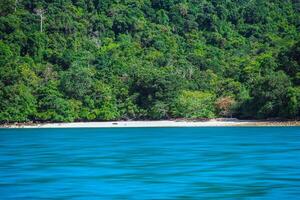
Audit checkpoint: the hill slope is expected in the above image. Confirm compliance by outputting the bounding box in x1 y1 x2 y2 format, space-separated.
0 0 299 122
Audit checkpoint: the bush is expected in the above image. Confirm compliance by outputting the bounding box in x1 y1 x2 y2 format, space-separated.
215 96 236 117
172 90 216 119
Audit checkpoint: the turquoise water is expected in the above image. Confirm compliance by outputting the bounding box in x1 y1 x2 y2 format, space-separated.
0 127 300 199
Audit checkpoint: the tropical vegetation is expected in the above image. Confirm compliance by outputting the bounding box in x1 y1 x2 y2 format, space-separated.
0 0 299 122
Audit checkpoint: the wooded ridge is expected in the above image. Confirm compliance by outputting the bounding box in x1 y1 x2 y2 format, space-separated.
0 0 299 122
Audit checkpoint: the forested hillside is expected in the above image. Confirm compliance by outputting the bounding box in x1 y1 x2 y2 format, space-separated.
0 0 299 122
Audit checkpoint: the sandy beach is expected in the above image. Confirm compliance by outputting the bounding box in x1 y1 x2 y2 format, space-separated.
1 119 300 128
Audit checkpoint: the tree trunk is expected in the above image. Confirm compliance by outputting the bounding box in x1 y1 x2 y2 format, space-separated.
40 15 43 32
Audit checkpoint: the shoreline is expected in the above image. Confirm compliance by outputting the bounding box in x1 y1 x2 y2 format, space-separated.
1 119 300 128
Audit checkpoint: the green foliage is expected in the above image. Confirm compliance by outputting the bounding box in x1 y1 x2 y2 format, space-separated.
60 65 94 100
35 81 79 122
149 101 169 119
91 81 120 121
0 0 299 122
172 91 216 119
242 71 292 118
286 87 300 117
0 84 36 122
132 66 183 118
278 41 300 84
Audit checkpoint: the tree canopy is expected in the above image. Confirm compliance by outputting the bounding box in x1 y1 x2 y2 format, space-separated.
0 0 299 122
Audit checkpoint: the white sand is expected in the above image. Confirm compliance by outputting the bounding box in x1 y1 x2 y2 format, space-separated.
2 119 299 128
2 119 258 128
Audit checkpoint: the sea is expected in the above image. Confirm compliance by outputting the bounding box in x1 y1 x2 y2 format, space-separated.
0 127 300 199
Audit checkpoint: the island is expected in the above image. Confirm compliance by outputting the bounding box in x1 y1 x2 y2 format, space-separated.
0 1 299 125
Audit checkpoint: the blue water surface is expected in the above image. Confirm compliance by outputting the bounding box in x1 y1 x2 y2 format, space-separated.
0 127 300 199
